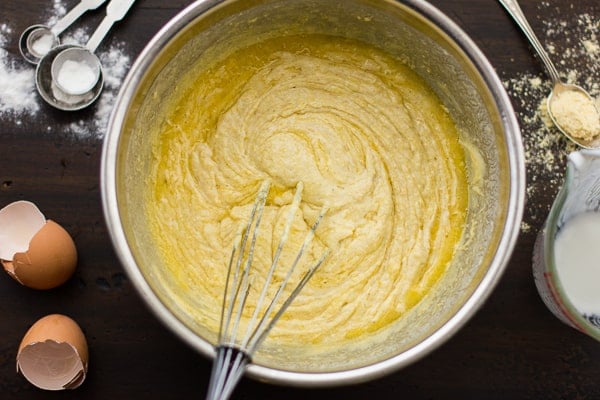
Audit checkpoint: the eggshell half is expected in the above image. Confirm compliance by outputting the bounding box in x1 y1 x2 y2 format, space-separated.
5 220 77 290
17 314 88 391
0 201 46 261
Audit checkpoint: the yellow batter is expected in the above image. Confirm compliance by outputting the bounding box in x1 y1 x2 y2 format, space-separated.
146 34 468 346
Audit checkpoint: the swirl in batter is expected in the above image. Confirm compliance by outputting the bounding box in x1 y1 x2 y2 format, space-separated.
146 35 468 346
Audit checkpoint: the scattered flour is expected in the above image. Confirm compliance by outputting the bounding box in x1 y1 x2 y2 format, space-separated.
0 1 131 140
0 24 39 116
502 7 599 233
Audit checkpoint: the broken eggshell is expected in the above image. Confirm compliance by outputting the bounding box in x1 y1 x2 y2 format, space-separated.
0 201 77 289
17 314 89 391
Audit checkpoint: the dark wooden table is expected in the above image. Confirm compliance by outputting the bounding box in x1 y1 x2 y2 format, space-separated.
2 0 599 398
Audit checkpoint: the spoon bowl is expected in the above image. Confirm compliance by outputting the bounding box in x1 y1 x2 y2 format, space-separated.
548 82 600 149
51 47 102 96
35 44 104 111
19 25 60 64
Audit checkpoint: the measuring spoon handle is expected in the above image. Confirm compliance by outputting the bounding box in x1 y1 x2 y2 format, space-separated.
497 0 561 84
51 0 108 36
86 0 136 53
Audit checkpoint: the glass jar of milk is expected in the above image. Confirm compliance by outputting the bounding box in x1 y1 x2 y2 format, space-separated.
533 149 600 339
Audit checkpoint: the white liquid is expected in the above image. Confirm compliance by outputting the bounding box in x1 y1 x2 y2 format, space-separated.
554 212 600 315
56 60 97 95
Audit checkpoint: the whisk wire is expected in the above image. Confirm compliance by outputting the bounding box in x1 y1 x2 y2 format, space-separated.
206 180 328 400
217 237 239 343
222 180 270 345
239 181 304 348
209 181 271 400
247 206 327 353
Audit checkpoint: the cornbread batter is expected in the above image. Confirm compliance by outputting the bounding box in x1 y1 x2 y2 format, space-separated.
146 34 468 346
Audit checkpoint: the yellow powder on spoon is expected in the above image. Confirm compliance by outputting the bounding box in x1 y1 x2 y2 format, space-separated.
550 89 600 141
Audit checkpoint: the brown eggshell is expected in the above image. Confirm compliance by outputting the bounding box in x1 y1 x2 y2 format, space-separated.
2 259 21 283
10 220 77 290
17 314 89 390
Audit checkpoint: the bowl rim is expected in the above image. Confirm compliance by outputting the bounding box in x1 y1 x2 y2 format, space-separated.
100 0 525 387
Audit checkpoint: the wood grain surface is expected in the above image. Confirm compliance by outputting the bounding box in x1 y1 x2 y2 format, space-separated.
1 0 599 398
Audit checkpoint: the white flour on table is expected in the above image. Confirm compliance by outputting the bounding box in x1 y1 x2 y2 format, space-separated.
0 0 131 140
501 5 599 233
0 24 39 117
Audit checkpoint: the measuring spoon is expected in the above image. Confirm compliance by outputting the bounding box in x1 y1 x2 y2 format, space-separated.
19 0 108 64
35 0 136 111
499 0 600 148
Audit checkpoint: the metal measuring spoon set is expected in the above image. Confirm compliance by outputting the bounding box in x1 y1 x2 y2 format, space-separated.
20 0 135 111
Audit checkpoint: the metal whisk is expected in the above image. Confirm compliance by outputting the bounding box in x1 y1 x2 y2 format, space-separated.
205 180 328 400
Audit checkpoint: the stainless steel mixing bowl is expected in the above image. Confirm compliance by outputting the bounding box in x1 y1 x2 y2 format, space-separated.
101 0 525 387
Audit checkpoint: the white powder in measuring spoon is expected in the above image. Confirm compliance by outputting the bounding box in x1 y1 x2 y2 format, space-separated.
554 212 600 317
56 59 99 95
30 31 55 57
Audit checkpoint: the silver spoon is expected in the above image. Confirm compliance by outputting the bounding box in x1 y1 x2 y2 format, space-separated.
19 0 108 64
499 0 600 148
35 0 136 111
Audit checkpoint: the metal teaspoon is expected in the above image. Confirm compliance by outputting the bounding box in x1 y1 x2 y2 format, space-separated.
499 0 600 148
